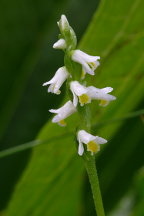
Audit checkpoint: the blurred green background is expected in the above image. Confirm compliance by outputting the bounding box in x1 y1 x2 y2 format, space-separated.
0 0 144 215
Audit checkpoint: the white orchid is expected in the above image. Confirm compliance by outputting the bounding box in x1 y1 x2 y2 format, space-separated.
77 130 107 156
49 100 76 126
70 81 116 107
53 38 67 50
43 66 69 95
70 81 91 107
71 49 100 79
87 86 116 107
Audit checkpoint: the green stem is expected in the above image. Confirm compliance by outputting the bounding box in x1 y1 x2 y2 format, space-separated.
84 155 105 216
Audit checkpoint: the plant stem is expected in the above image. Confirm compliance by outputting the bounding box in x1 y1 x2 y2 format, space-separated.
84 155 105 216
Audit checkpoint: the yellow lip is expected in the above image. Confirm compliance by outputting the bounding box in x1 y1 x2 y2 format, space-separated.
87 141 99 153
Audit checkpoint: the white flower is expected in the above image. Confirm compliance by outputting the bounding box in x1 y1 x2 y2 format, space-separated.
57 15 70 32
87 86 116 107
49 100 76 126
70 81 91 107
70 81 116 107
43 66 69 95
77 130 107 156
71 49 100 79
53 38 66 50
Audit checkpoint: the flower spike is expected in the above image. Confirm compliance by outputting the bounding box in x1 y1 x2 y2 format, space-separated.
71 49 100 79
42 14 117 214
43 66 69 95
49 100 76 126
77 130 107 156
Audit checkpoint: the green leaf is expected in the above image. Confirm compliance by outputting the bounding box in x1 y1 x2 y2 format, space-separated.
6 116 84 216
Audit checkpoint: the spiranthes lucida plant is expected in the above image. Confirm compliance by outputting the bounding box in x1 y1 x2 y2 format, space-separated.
43 14 116 216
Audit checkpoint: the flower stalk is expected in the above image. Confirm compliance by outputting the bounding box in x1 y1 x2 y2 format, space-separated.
84 155 105 216
43 14 116 216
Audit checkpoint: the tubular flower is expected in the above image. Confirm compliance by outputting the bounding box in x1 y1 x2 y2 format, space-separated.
87 86 116 107
70 81 91 107
53 39 67 50
77 130 107 156
71 49 100 79
43 66 69 95
49 100 76 126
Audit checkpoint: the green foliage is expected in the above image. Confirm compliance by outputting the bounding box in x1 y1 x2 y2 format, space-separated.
2 0 144 215
130 168 144 216
6 118 84 216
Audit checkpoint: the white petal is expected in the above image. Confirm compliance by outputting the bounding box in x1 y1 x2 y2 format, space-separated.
100 94 116 101
53 39 66 49
49 109 59 114
54 68 68 92
101 87 113 94
78 140 84 156
87 86 99 92
73 50 100 62
52 115 60 123
49 100 76 125
59 14 70 31
42 80 52 86
88 86 113 94
95 136 107 144
61 101 76 118
48 84 54 93
43 76 56 86
87 86 116 102
72 89 78 107
82 63 95 75
61 15 69 27
70 81 87 96
78 130 96 144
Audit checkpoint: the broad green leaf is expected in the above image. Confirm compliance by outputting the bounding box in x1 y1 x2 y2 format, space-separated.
6 116 84 216
5 0 144 215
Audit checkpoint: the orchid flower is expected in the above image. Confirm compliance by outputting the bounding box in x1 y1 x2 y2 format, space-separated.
49 100 76 126
71 49 100 79
77 130 107 156
43 66 69 95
